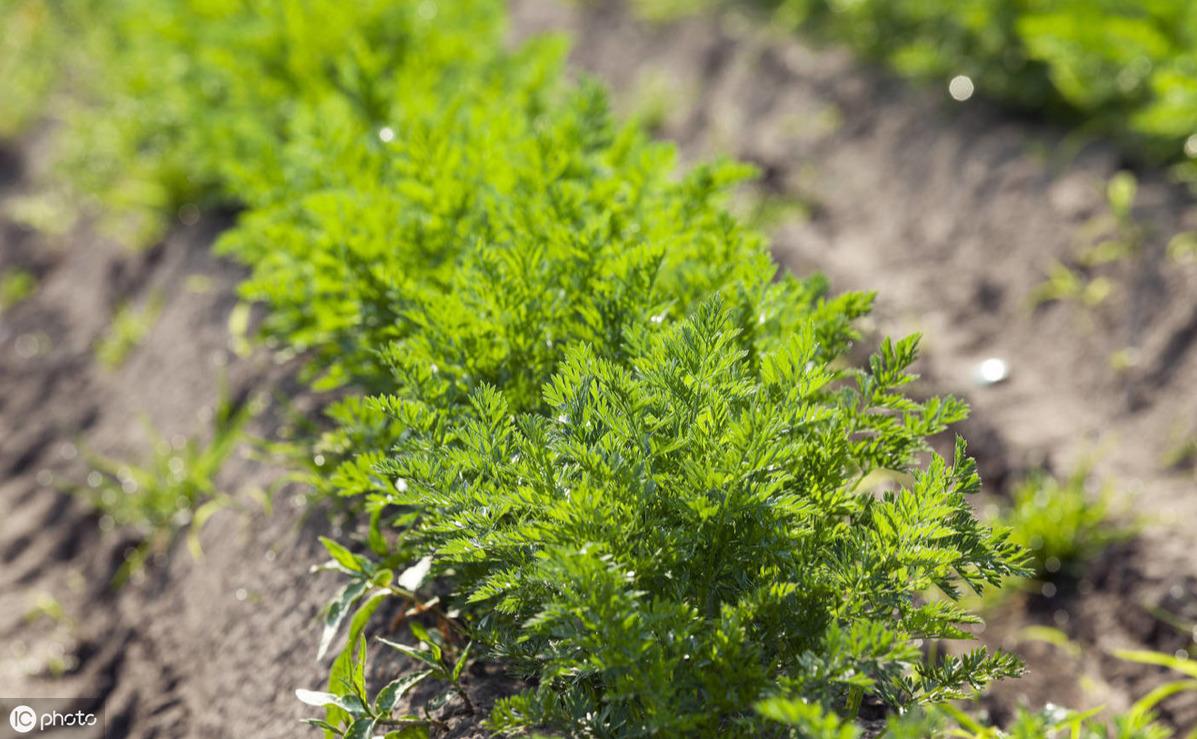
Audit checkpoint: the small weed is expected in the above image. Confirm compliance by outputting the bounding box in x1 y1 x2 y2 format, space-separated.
1030 172 1144 311
80 383 258 585
95 291 163 369
1164 437 1197 472
994 464 1134 582
1017 624 1082 658
1077 172 1145 268
0 0 71 137
1168 231 1197 264
1108 346 1143 374
23 592 70 628
2 189 78 237
298 602 475 738
1028 262 1113 309
0 268 36 311
927 701 1161 739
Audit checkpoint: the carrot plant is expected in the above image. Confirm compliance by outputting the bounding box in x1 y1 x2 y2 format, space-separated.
0 0 79 138
8 0 1031 733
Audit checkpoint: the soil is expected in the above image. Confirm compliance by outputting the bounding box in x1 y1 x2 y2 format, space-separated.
2 0 1197 735
0 150 505 735
0 150 335 736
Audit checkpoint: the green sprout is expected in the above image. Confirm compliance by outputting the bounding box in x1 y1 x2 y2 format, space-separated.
0 269 37 311
297 620 475 739
80 383 258 585
996 465 1135 582
95 292 163 369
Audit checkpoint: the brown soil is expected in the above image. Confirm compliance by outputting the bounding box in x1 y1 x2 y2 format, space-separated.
2 0 1197 735
0 148 334 736
0 149 506 736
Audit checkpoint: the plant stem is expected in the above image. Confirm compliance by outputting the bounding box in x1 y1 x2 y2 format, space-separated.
846 686 864 718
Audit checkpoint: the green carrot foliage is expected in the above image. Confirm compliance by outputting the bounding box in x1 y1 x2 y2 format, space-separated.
3 0 1030 733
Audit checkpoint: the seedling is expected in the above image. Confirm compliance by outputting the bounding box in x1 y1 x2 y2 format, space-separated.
1030 172 1146 311
994 464 1134 582
1075 172 1145 268
23 592 69 627
0 268 36 311
380 627 474 715
297 634 442 739
79 383 258 585
300 591 474 739
1168 231 1197 264
3 189 78 237
95 291 163 369
1028 263 1112 309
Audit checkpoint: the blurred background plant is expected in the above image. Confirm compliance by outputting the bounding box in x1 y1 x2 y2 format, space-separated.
0 268 37 312
631 0 1197 182
992 463 1135 584
79 382 260 585
95 291 163 370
